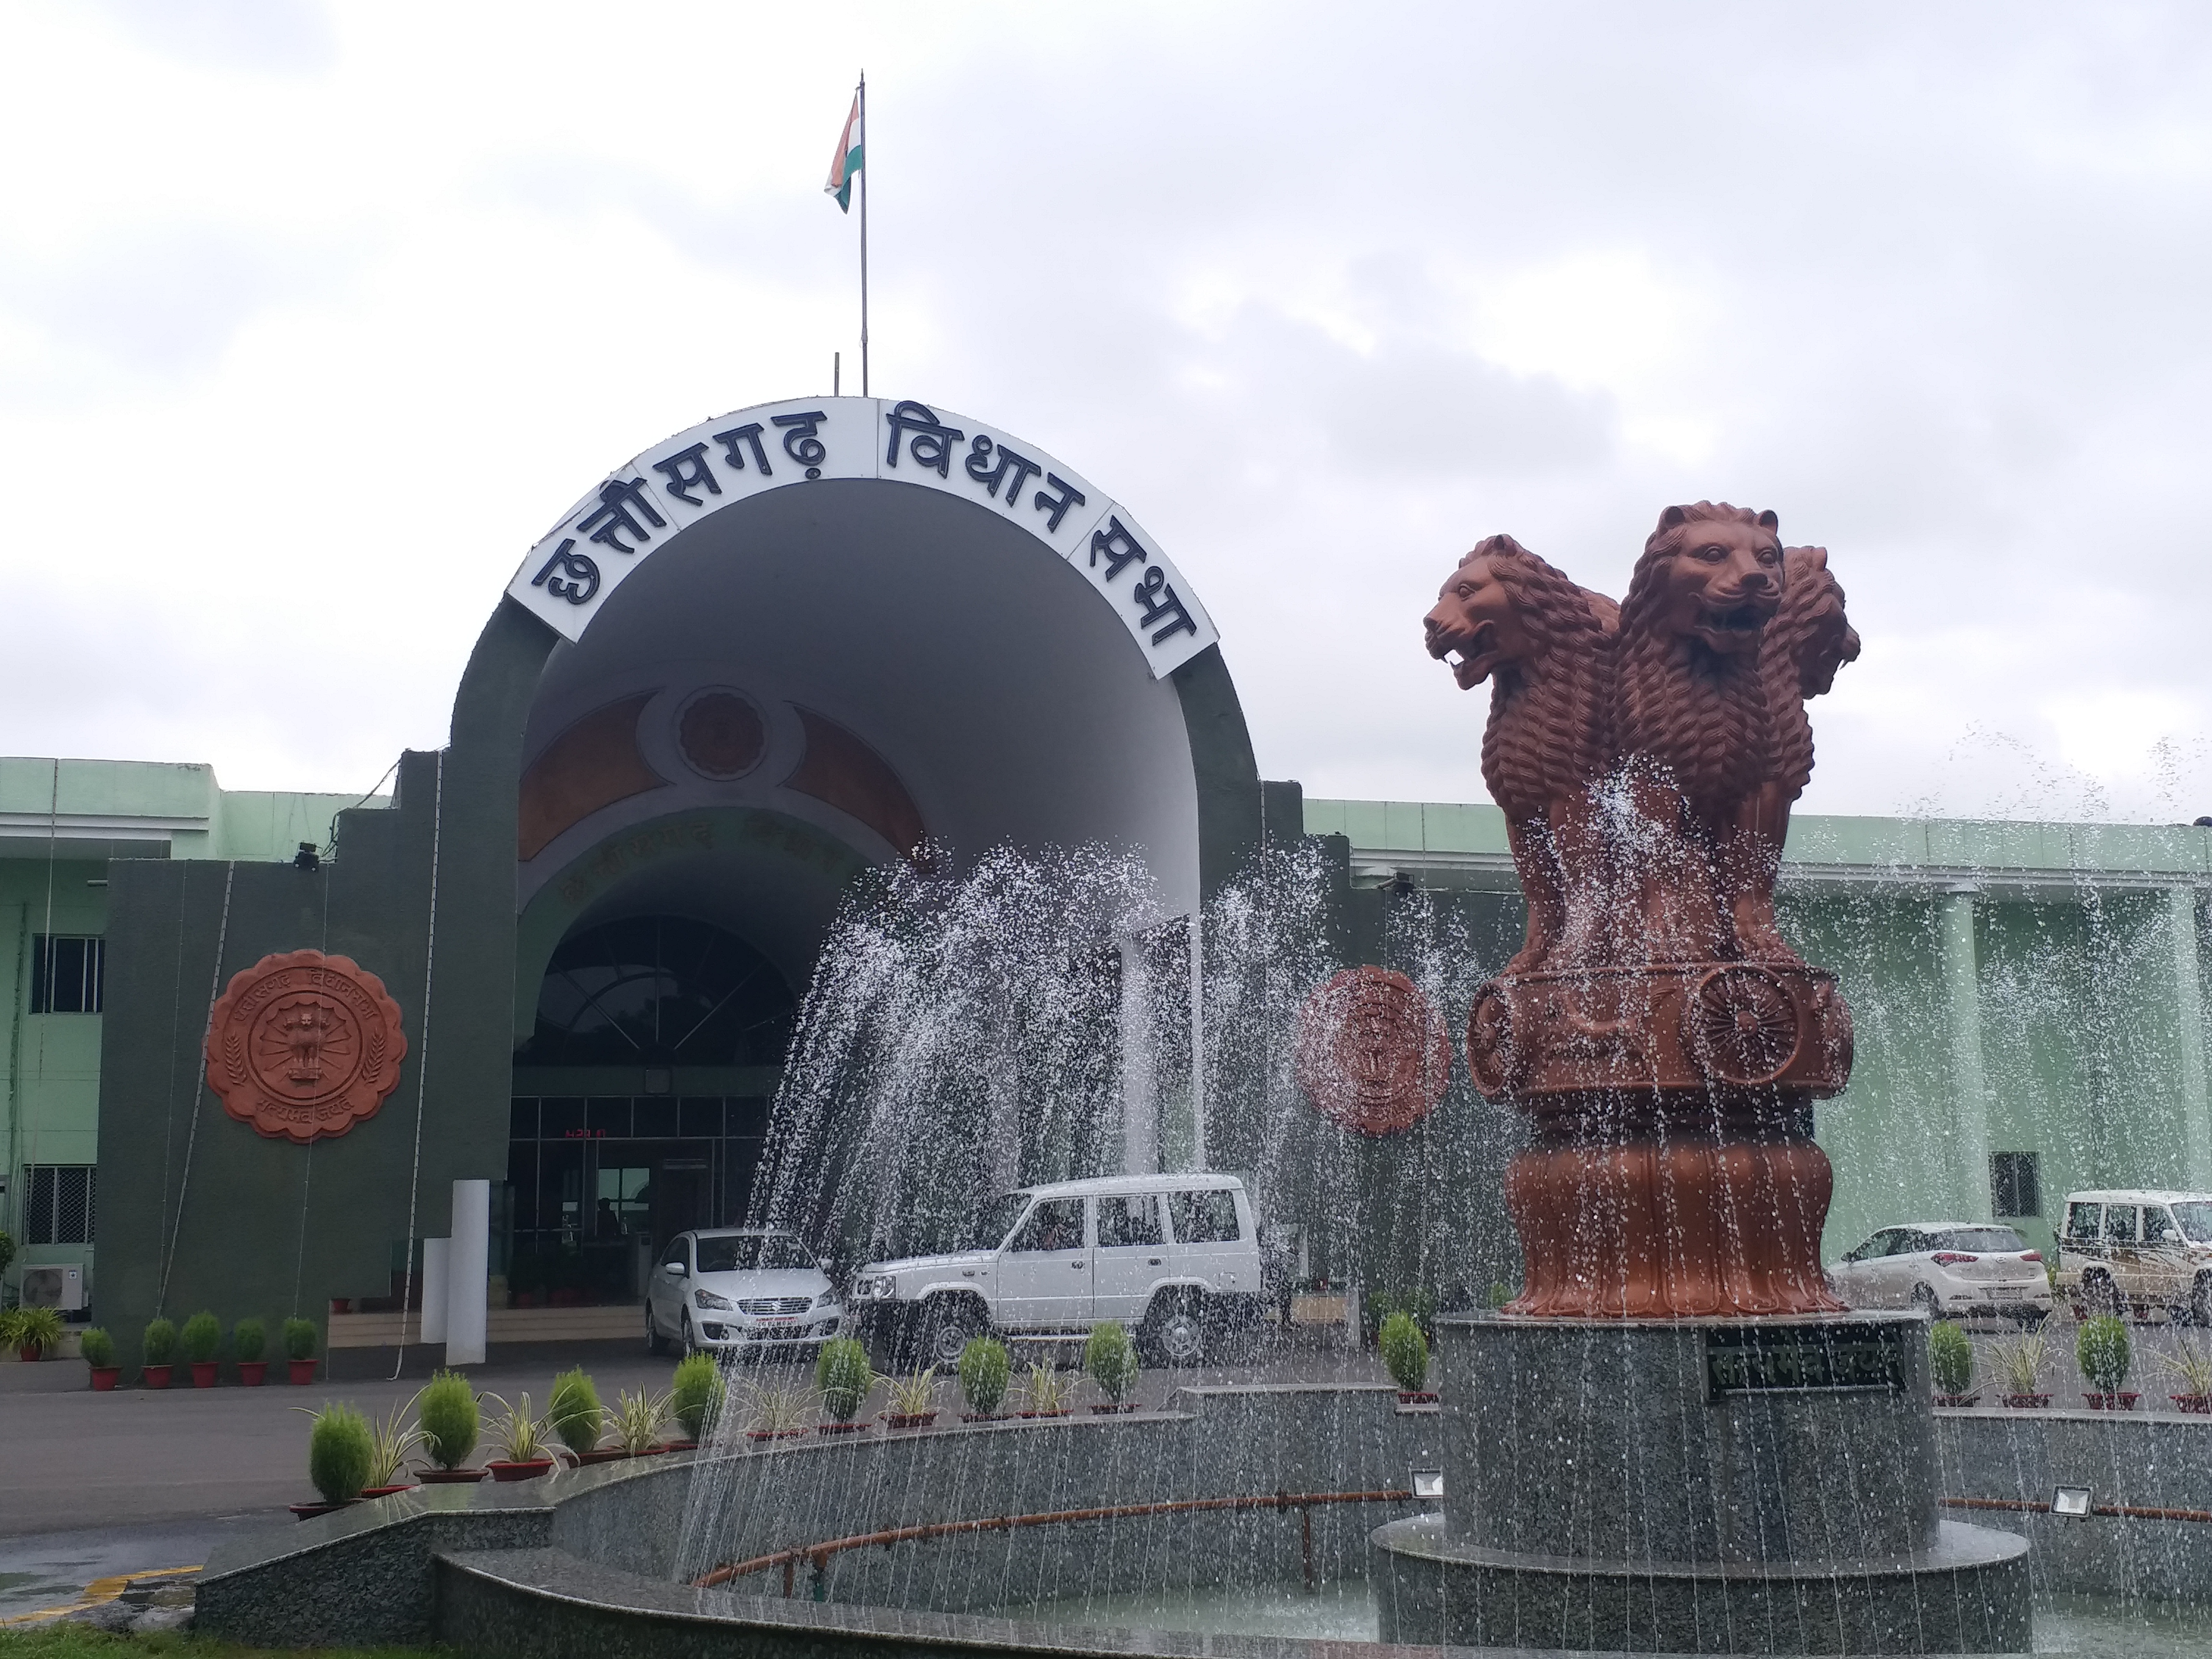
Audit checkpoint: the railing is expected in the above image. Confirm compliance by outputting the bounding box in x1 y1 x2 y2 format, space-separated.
695 1488 1418 1599
1942 1495 2212 1524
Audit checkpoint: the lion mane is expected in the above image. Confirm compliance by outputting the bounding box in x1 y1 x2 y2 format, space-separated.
1463 534 1616 822
1760 545 1860 803
1615 502 1779 829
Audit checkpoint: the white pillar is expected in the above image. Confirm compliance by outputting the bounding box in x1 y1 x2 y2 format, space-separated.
445 1180 490 1365
1120 936 1157 1176
1188 911 1207 1172
2169 886 2212 1188
420 1238 450 1346
1938 886 1993 1221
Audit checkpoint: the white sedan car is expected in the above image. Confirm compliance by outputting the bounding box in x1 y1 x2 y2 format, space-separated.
646 1227 843 1358
1826 1222 2052 1323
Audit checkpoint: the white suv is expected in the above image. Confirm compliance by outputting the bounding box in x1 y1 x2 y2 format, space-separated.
850 1173 1265 1370
2055 1190 2212 1321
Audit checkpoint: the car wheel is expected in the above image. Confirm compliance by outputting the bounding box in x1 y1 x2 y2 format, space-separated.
681 1313 699 1358
1142 1293 1205 1367
919 1298 983 1370
2192 1274 2212 1328
1910 1283 1939 1316
2017 1308 2048 1330
2082 1271 2119 1318
646 1303 669 1357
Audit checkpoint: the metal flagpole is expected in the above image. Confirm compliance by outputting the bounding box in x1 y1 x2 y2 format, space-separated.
858 72 869 397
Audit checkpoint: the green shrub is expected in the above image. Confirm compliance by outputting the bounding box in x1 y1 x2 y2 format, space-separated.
815 1337 873 1422
282 1317 319 1362
307 1402 373 1503
5 1305 63 1356
1381 1310 1431 1394
418 1370 481 1469
1365 1287 1439 1344
2078 1315 2132 1393
232 1318 266 1363
671 1352 724 1441
1084 1321 1139 1403
179 1311 222 1364
958 1336 1010 1416
1928 1322 1974 1395
142 1317 177 1366
1484 1282 1515 1309
79 1326 116 1369
547 1367 604 1454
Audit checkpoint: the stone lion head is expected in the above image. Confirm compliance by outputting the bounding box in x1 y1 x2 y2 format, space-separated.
1622 502 1784 659
1424 534 1604 689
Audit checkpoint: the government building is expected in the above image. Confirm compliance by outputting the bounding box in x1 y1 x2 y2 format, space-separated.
3 396 2208 1361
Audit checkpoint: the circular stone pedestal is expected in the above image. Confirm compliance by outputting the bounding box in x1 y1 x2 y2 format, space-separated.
1370 1312 2029 1655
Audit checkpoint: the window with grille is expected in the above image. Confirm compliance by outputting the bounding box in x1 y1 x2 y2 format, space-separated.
1990 1151 2041 1219
30 936 104 1014
22 1165 96 1245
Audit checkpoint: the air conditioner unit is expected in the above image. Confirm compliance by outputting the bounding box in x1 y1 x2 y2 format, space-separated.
20 1265 85 1312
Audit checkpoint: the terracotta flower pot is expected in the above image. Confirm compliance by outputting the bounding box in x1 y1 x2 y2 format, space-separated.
142 1364 172 1389
361 1483 413 1499
488 1458 555 1482
288 1358 319 1385
815 1420 867 1436
237 1361 268 1386
958 1412 1004 1424
89 1366 121 1392
416 1467 488 1484
744 1429 806 1443
662 1438 698 1451
190 1360 219 1388
2002 1393 2051 1409
2175 1395 2212 1415
1397 1391 1440 1406
884 1412 938 1430
2083 1392 2140 1411
1932 1393 1980 1408
17 1345 40 1363
290 1500 354 1521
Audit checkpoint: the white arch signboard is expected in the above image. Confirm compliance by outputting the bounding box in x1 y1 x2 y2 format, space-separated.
505 396 1218 681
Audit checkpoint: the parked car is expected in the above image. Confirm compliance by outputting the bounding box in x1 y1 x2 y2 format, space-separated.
850 1173 1266 1370
646 1228 843 1358
2053 1190 2212 1322
1825 1222 2051 1322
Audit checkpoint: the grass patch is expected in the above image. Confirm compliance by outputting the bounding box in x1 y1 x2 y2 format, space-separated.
0 1630 461 1659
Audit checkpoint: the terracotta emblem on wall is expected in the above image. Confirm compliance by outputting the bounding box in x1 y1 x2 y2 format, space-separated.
204 950 408 1144
1294 966 1452 1137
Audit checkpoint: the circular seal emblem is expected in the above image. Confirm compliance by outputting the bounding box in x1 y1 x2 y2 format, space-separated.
1294 966 1451 1137
204 950 409 1143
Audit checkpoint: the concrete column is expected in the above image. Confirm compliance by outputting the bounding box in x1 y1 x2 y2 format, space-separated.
1189 912 1207 1172
419 1237 450 1346
1938 887 1993 1221
445 1180 489 1365
1119 937 1157 1176
2169 886 2212 1189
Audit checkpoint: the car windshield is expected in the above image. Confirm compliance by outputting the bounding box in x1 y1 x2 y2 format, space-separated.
696 1234 816 1274
2174 1202 2212 1243
964 1192 1033 1252
1925 1227 2028 1253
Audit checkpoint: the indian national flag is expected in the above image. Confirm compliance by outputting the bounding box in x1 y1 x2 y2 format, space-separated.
825 91 863 213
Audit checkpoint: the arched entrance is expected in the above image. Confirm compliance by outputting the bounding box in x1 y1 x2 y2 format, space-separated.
498 396 1263 1280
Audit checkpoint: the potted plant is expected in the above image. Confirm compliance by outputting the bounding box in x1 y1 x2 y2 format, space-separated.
416 1369 486 1481
549 1367 613 1461
362 1395 425 1497
2162 1338 2212 1413
1085 1321 1139 1413
1018 1359 1072 1418
1991 1329 2050 1408
613 1385 670 1454
283 1317 320 1385
80 1326 120 1391
295 1401 373 1519
141 1317 177 1388
484 1392 555 1480
668 1351 723 1448
741 1378 812 1443
2078 1314 2136 1409
815 1337 874 1434
957 1336 1010 1422
233 1318 268 1386
1928 1321 1977 1407
1381 1310 1436 1404
180 1311 223 1388
885 1367 939 1429
5 1305 64 1363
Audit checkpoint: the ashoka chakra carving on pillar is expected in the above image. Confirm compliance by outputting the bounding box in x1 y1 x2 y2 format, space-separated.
1683 964 1801 1086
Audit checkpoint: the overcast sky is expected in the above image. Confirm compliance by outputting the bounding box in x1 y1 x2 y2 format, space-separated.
3 1 2207 824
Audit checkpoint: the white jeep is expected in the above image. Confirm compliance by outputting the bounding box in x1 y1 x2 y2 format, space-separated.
850 1173 1265 1370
